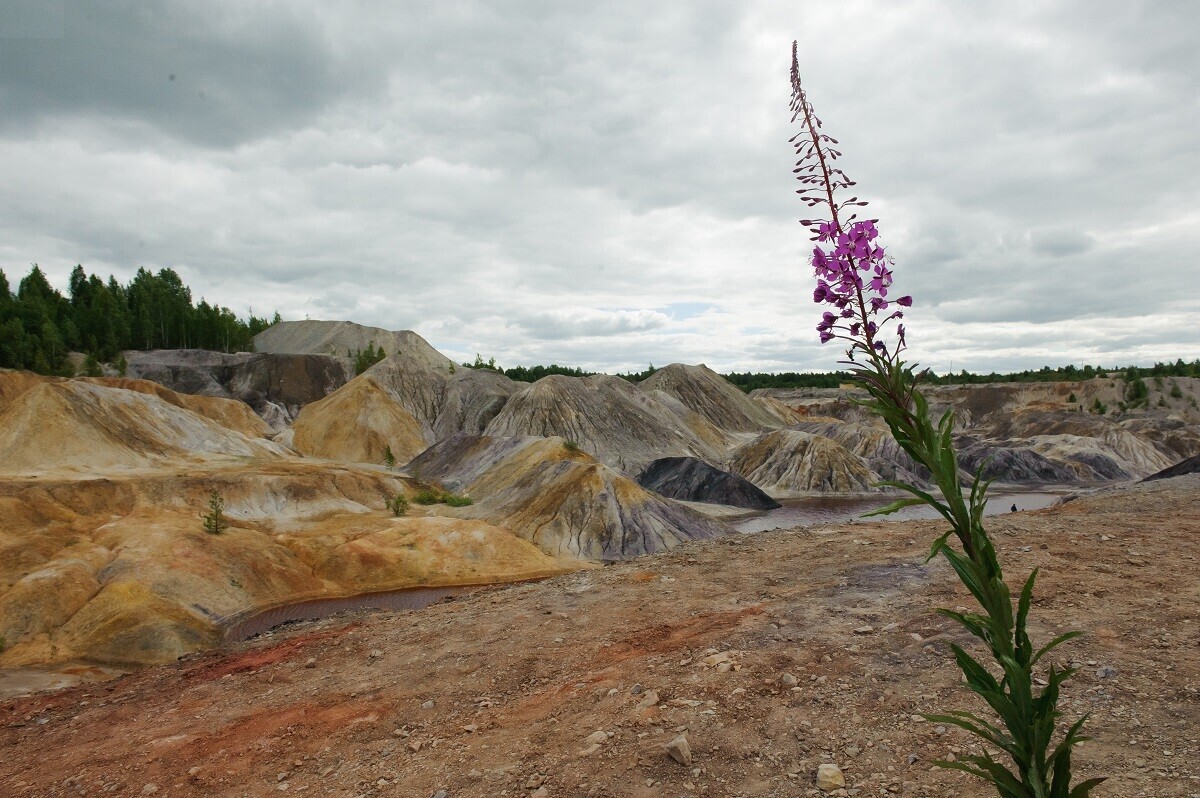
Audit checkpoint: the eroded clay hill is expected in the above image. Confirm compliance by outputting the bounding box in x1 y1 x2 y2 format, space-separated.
123 349 347 430
406 434 729 560
0 370 587 668
0 367 741 670
483 374 730 475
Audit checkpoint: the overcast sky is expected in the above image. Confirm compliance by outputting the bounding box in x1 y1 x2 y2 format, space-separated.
1 0 1196 374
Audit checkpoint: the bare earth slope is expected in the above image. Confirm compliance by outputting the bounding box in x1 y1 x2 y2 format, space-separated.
407 434 730 560
253 320 454 373
485 375 728 474
2 476 1195 797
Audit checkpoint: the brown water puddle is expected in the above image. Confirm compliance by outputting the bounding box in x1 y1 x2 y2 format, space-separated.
223 585 478 641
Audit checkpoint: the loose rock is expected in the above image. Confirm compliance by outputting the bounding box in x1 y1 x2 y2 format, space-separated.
816 763 846 791
665 734 693 765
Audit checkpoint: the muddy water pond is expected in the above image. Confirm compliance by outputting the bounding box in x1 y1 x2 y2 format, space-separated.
735 490 1068 534
224 585 481 642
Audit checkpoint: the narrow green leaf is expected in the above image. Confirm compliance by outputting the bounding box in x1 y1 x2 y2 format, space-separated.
861 496 926 517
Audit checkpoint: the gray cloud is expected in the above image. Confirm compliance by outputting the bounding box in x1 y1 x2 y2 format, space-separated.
0 0 1197 375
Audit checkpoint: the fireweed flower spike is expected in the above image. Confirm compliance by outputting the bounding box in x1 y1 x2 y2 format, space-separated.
789 41 1103 797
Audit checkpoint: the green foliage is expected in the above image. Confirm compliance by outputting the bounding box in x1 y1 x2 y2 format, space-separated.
412 488 443 505
1170 382 1183 399
82 353 103 377
504 363 594 382
383 445 396 469
1066 393 1076 403
448 362 456 374
388 494 409 517
201 490 227 534
618 363 659 383
852 357 1101 797
1123 376 1148 406
1090 398 1107 415
471 353 500 371
0 264 280 374
113 352 127 377
412 488 472 507
351 341 387 375
563 440 581 452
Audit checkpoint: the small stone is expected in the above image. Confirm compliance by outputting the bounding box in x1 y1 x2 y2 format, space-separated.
665 734 693 765
853 625 874 635
368 649 383 659
276 784 289 792
906 753 920 765
780 673 799 687
815 763 846 791
584 730 609 746
461 723 478 733
432 791 449 798
635 690 660 711
703 651 732 667
303 657 316 668
714 661 733 673
844 745 860 758
631 683 644 695
577 743 602 757
187 767 201 777
1096 665 1117 679
530 789 549 798
421 700 435 710
408 739 424 752
141 786 159 796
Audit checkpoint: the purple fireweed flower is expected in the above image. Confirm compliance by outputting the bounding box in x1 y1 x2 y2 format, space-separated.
790 45 910 361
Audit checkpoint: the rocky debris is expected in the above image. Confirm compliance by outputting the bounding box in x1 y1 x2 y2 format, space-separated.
637 456 781 510
1142 453 1200 481
122 349 347 429
728 429 876 495
406 434 730 560
483 374 728 475
641 363 794 432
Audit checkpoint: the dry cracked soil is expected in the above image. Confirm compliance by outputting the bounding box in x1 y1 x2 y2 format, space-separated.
2 475 1197 798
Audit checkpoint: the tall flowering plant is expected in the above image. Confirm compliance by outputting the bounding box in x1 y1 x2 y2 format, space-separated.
789 43 1103 797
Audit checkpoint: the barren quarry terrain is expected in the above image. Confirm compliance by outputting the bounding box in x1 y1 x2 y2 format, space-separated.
2 476 1198 797
1 320 1198 796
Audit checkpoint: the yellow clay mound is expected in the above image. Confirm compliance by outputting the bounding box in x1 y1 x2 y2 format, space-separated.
291 375 428 465
0 380 284 476
0 462 583 667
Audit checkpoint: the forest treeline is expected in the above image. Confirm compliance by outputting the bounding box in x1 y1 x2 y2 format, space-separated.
472 358 1200 391
0 264 277 375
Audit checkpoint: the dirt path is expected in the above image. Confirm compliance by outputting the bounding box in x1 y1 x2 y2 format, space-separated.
3 476 1198 797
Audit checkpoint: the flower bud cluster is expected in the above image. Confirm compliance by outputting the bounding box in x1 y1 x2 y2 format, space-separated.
811 219 911 354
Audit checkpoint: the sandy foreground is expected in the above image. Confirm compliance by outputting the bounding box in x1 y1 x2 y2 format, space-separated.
1 476 1197 798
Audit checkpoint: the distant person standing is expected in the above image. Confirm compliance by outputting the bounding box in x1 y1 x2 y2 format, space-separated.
1011 503 1018 512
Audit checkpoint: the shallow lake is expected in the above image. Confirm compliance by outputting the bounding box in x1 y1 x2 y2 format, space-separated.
734 491 1068 534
